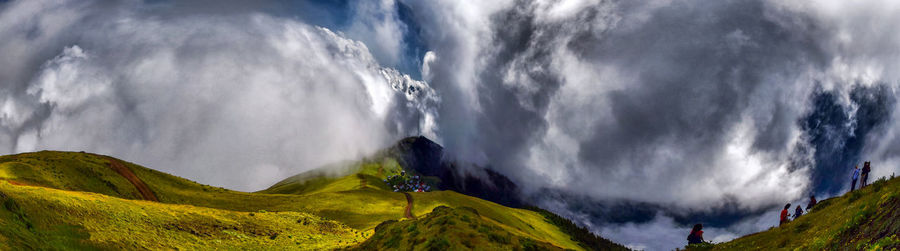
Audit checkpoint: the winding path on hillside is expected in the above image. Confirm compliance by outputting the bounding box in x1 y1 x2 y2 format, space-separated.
107 158 158 201
358 174 368 189
403 192 416 219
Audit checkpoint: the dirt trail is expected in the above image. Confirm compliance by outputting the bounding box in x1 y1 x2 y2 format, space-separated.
6 180 40 187
107 158 158 201
403 192 416 219
358 174 368 189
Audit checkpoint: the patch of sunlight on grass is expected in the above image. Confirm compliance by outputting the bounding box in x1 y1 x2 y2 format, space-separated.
0 164 15 179
0 181 366 250
411 191 584 250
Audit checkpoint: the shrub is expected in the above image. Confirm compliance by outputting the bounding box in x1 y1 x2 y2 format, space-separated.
520 238 540 251
867 235 900 250
848 191 863 203
488 232 511 244
384 235 401 248
685 242 715 250
794 221 811 233
383 174 432 192
425 236 450 251
814 198 834 210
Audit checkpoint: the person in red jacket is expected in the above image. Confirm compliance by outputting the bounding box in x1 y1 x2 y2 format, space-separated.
687 224 704 244
780 203 791 226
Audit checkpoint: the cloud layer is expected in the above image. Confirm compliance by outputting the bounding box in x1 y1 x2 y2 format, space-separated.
0 0 437 191
401 0 900 248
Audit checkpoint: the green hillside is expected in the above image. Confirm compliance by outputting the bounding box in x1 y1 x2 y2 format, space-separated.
353 206 564 250
0 181 364 250
698 176 900 250
260 154 618 250
0 150 626 250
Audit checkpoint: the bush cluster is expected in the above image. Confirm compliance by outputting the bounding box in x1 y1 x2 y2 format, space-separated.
384 173 431 192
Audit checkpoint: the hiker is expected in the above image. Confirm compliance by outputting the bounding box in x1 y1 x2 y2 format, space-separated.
793 205 803 220
851 165 860 192
687 224 704 244
861 161 872 187
780 203 791 226
806 195 817 211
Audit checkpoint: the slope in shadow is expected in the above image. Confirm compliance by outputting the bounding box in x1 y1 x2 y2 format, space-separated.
390 136 525 207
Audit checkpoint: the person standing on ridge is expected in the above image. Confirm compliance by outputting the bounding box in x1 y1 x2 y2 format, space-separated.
687 224 704 244
793 205 804 220
861 161 872 187
780 203 791 226
851 165 861 192
806 195 817 211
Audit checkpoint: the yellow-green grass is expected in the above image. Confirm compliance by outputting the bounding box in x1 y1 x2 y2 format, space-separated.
131 159 411 231
255 157 588 249
261 159 404 195
0 180 364 250
0 152 568 232
0 151 601 250
410 190 584 250
352 206 564 250
0 151 146 200
261 156 587 250
0 151 407 231
264 176 585 249
708 176 900 250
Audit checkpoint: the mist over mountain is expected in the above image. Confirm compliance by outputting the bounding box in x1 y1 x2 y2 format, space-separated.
2 0 900 250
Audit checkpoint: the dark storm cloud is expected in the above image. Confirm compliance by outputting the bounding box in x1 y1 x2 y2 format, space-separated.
551 0 835 211
405 0 824 209
471 1 564 171
800 84 895 195
401 0 900 248
577 0 829 171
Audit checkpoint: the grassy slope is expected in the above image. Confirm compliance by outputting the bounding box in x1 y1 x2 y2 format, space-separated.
0 181 364 250
706 176 900 250
0 151 612 250
0 151 144 200
261 157 594 250
352 206 564 250
0 151 408 231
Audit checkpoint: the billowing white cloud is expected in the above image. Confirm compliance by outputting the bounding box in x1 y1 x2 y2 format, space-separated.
345 0 408 68
0 0 437 191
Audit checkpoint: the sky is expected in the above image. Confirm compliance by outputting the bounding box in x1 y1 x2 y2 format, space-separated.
1 0 899 250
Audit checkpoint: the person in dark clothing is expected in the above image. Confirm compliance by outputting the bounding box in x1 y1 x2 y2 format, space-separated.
806 195 817 211
780 203 791 226
851 165 860 192
861 161 872 187
793 205 804 220
687 224 704 244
